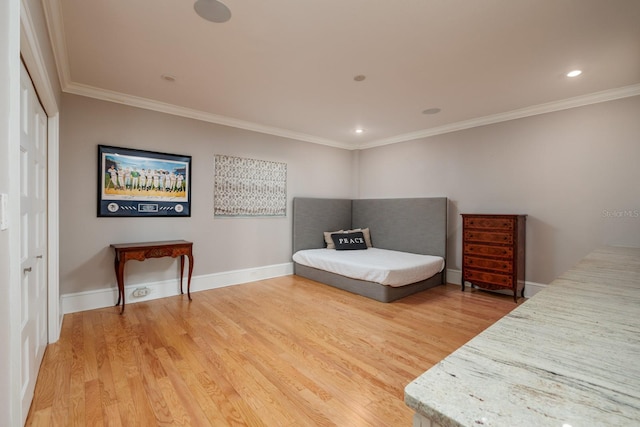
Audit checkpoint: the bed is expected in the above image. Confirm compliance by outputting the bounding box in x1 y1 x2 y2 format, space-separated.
292 197 448 302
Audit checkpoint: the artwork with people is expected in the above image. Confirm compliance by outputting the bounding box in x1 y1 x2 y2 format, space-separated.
98 145 191 217
101 153 189 200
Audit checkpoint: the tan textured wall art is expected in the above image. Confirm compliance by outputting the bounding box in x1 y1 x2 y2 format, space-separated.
214 154 287 217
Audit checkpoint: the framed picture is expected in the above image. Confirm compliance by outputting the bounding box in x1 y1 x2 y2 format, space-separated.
97 145 191 217
214 154 287 217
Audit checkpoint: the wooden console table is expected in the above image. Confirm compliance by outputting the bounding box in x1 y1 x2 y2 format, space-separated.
110 240 194 313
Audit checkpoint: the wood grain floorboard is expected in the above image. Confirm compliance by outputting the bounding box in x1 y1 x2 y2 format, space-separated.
26 276 519 426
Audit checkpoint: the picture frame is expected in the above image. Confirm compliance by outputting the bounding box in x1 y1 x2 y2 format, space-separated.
97 145 191 217
213 154 287 217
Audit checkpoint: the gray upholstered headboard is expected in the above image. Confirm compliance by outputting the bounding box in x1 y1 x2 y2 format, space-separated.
353 198 447 258
292 198 352 253
292 197 447 258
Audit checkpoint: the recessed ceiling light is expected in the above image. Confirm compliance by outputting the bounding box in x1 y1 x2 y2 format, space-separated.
353 75 366 82
355 128 364 134
566 70 582 78
161 74 176 82
422 108 441 115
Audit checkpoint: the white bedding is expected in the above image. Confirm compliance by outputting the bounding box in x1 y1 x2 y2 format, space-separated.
292 247 444 287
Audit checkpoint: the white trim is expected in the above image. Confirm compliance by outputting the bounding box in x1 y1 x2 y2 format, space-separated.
20 1 59 115
63 81 351 149
47 115 61 341
445 269 462 288
59 82 640 152
21 0 62 343
62 262 294 314
42 0 349 150
446 268 546 299
63 264 546 313
7 1 22 424
41 0 70 91
361 84 640 149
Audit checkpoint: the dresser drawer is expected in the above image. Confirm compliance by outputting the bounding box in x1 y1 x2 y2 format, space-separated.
464 230 513 245
463 270 513 288
463 216 514 230
464 243 513 258
463 256 513 273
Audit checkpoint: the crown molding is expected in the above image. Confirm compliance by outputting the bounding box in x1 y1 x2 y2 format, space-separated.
63 81 351 149
359 83 640 149
20 0 59 114
43 0 347 147
41 0 71 91
60 78 640 152
43 0 640 151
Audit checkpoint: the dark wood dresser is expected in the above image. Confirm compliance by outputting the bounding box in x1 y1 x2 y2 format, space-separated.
461 214 526 302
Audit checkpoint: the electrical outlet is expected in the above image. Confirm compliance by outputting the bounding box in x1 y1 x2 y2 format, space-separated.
132 287 151 298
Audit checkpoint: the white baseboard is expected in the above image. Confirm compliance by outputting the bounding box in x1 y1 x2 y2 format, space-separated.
62 264 546 314
61 262 294 314
446 268 546 298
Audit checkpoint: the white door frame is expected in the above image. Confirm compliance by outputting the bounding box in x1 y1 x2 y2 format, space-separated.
21 1 61 341
4 2 60 423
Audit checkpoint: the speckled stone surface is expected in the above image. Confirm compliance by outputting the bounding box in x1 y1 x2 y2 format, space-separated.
405 246 640 427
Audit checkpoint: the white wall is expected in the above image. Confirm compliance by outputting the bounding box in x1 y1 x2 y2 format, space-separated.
59 93 356 296
59 94 640 302
358 96 640 285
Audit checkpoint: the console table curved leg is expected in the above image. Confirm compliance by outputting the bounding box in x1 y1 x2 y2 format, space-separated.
114 255 121 306
179 255 185 295
179 254 194 300
115 257 126 314
187 253 194 300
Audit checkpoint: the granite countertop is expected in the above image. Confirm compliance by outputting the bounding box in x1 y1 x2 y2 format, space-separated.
405 246 640 427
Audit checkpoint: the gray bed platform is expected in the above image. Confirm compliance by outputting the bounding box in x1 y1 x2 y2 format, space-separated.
292 197 448 302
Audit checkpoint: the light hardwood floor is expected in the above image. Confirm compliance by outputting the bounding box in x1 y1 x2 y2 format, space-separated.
26 277 519 426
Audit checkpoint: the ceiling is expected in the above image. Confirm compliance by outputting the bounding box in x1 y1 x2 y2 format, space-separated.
44 0 640 149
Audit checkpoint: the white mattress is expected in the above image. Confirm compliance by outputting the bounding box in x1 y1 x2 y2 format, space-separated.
292 247 444 287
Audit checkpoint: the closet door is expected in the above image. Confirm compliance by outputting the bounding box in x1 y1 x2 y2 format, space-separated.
20 61 49 423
